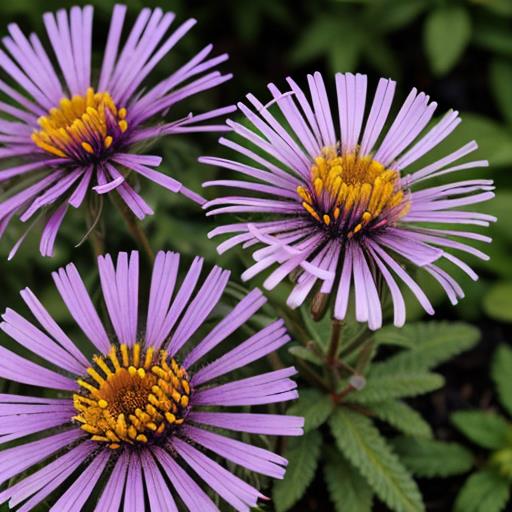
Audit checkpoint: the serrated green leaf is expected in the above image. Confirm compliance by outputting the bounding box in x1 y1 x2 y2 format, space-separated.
346 373 444 404
424 6 471 75
490 59 512 125
377 322 480 355
454 469 511 512
329 408 424 512
373 322 480 374
324 451 373 512
484 282 512 323
391 437 473 478
272 430 322 512
492 345 512 416
452 411 510 450
369 400 433 439
288 388 334 433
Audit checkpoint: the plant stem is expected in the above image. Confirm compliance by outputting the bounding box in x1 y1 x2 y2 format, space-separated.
331 383 355 404
88 229 105 258
112 196 154 262
295 359 331 392
326 319 343 366
84 195 105 257
267 351 285 371
339 328 372 358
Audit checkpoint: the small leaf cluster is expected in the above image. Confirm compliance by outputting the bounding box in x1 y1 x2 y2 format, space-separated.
450 345 512 512
273 319 480 512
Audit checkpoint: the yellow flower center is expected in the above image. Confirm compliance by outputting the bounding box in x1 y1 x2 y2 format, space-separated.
73 343 191 449
32 88 128 161
297 147 410 237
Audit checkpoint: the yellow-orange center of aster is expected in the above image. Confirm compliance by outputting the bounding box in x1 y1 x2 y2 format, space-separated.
32 88 128 161
73 343 191 449
297 147 410 237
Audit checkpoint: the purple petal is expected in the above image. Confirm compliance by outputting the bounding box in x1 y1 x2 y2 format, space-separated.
1 442 95 510
168 266 230 356
52 263 111 354
184 288 266 368
0 344 76 390
98 252 139 346
94 451 129 512
123 451 145 512
192 319 289 385
140 450 178 512
190 411 304 436
0 429 84 486
49 448 110 511
152 446 218 511
172 437 263 512
193 367 298 407
184 425 288 479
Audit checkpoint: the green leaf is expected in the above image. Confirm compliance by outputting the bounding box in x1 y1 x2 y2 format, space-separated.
272 430 322 512
324 451 373 512
473 19 512 57
288 345 323 366
492 345 512 416
328 38 362 73
288 388 334 433
454 469 511 512
452 411 510 450
299 305 331 349
369 400 433 439
484 282 512 323
290 15 345 65
329 408 424 512
346 373 444 404
373 322 480 373
364 0 427 33
473 0 512 16
291 14 363 73
490 59 512 125
391 437 474 478
363 36 401 78
424 6 471 75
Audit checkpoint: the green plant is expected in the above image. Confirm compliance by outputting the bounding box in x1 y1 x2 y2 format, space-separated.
451 344 512 512
273 317 479 512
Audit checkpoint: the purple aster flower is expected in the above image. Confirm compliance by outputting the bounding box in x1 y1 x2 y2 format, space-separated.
202 72 496 330
0 5 235 258
0 251 302 511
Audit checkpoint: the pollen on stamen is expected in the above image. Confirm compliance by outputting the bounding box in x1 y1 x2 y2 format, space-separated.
73 343 191 449
298 146 411 238
32 88 128 162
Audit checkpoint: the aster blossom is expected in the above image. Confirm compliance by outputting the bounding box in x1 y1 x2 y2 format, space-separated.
0 250 302 511
202 72 496 330
0 4 234 258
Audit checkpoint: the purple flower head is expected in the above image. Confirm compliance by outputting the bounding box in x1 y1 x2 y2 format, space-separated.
0 5 235 258
202 72 496 330
0 251 303 511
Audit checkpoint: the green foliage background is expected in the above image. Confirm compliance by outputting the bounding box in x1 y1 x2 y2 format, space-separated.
0 0 511 511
